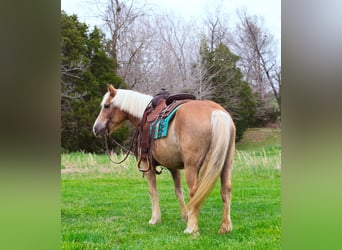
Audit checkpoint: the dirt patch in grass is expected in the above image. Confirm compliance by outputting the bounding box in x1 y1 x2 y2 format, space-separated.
243 128 279 142
237 128 281 151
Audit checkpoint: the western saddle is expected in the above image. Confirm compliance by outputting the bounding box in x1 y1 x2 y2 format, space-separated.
135 90 196 173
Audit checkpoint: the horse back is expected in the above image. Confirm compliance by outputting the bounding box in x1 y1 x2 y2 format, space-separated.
153 100 231 169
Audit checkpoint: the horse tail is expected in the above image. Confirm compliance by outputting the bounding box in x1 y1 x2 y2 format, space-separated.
187 109 233 211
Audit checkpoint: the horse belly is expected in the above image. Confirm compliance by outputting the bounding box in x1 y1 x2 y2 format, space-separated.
152 123 183 169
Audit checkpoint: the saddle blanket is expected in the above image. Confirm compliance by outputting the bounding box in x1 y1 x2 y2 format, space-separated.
150 105 181 140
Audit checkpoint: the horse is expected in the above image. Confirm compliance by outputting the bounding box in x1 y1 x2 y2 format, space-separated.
93 84 236 235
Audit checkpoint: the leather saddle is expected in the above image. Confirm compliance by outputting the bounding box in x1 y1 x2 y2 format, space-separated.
135 91 196 172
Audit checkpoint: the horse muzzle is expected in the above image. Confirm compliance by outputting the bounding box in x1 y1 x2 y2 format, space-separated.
93 122 107 137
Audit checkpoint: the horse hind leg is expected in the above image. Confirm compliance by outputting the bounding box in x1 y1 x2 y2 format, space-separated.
183 166 200 234
218 142 235 234
170 169 187 221
218 170 233 234
184 207 200 236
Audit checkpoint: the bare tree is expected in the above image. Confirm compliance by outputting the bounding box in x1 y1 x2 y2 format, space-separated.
230 11 281 108
149 14 194 92
99 0 192 94
101 0 150 82
202 2 230 52
187 37 220 100
183 4 231 100
115 12 200 94
100 0 220 95
61 62 88 104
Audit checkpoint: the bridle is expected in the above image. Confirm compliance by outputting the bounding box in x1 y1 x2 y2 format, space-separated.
101 104 134 164
102 106 152 173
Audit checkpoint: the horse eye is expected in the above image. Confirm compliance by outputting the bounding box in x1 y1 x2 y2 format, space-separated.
104 103 110 109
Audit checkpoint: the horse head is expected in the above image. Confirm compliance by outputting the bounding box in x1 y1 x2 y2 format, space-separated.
93 84 127 136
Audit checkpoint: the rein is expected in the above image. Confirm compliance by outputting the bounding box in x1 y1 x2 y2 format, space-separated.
103 130 154 173
103 128 153 173
103 131 135 165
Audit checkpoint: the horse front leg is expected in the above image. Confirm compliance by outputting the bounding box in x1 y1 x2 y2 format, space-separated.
169 169 187 221
144 164 161 224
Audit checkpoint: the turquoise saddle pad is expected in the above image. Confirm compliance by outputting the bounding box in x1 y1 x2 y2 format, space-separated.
150 106 181 140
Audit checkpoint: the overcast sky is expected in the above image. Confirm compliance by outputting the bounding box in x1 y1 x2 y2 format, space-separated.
61 0 280 47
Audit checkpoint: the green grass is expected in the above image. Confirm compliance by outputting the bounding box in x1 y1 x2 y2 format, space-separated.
62 128 280 249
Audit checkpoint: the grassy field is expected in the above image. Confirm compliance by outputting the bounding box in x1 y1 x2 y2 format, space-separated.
61 128 281 249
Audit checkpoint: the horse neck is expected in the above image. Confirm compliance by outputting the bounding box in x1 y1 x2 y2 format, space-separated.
127 113 140 128
113 89 152 124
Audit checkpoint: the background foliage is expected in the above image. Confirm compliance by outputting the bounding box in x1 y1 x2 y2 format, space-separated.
61 11 127 153
61 8 279 152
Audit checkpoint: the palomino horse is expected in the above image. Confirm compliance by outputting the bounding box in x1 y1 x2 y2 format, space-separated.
93 84 236 235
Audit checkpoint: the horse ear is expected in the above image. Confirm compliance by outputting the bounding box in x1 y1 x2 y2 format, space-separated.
108 84 116 97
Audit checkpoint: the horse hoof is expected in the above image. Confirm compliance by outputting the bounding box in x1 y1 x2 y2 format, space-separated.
149 218 160 225
184 227 198 234
218 224 233 234
184 228 199 237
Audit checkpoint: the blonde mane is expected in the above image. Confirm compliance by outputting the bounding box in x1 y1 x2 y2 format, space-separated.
107 89 153 119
